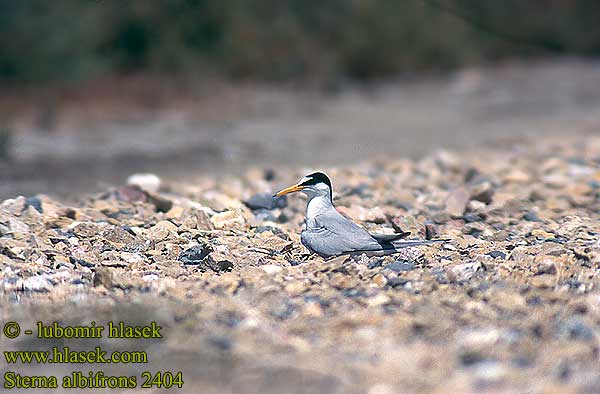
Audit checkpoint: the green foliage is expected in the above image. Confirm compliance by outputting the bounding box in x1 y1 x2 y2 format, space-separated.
0 0 598 84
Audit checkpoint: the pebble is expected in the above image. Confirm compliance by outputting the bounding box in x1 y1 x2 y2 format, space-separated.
531 274 556 289
384 260 415 272
213 260 234 272
470 181 494 204
330 273 354 289
464 213 483 223
531 229 554 239
387 276 410 288
147 220 178 241
93 267 114 288
486 251 506 259
450 261 482 282
371 273 388 286
22 275 53 292
535 256 558 275
285 280 309 296
179 244 211 265
24 197 43 213
260 264 283 275
253 231 292 253
504 169 531 183
367 293 390 307
523 210 541 222
127 173 162 192
303 302 324 317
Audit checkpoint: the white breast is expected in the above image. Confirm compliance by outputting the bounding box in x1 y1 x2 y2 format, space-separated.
305 195 333 228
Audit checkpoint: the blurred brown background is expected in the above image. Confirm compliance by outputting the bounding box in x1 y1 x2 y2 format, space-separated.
1 0 600 199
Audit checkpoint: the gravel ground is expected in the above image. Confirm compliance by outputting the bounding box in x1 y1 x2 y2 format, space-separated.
2 135 600 393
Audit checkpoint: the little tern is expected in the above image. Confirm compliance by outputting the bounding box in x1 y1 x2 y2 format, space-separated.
274 171 445 258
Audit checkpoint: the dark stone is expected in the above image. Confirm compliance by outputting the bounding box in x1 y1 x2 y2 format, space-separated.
215 260 234 272
263 169 276 181
93 267 114 288
367 259 383 269
491 223 505 230
179 244 211 265
245 193 287 210
271 302 297 320
486 250 506 259
527 296 543 307
303 295 330 308
425 223 438 240
69 257 95 268
208 336 232 351
511 356 533 368
471 185 494 205
277 212 290 223
523 211 541 222
387 276 410 288
588 180 600 189
146 193 173 213
557 363 571 381
385 260 415 272
460 351 487 366
431 268 449 284
341 288 368 298
466 227 482 238
216 311 243 328
551 235 568 244
463 213 482 223
464 167 480 183
24 197 43 213
562 319 595 342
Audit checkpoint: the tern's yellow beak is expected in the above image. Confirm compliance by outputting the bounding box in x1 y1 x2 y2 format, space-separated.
273 184 305 197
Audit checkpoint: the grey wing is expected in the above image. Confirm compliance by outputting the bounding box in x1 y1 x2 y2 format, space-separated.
310 211 383 255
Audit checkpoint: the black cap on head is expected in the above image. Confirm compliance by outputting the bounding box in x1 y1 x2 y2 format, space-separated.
299 171 331 187
299 171 333 200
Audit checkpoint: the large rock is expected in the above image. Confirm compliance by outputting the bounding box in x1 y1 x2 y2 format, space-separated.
244 193 287 210
445 188 470 217
211 210 247 230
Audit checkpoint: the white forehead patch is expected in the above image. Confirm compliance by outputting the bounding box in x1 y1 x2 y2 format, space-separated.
299 176 312 184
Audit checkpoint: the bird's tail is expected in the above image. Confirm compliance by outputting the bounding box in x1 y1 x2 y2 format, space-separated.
390 239 448 248
348 239 448 256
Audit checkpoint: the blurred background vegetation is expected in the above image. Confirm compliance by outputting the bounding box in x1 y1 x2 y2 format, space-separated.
1 0 599 86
